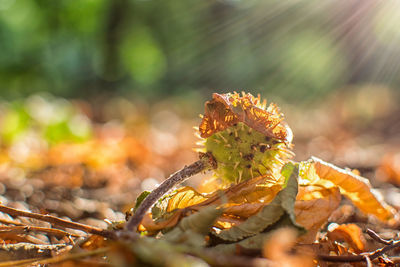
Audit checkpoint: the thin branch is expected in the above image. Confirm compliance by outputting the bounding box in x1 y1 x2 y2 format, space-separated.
125 156 214 231
0 218 25 226
363 255 372 267
23 247 110 267
0 232 48 245
365 228 393 245
0 225 80 238
0 205 116 239
0 258 45 267
318 239 400 262
0 243 68 262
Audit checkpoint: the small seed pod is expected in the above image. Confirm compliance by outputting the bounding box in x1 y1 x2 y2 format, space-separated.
198 92 294 183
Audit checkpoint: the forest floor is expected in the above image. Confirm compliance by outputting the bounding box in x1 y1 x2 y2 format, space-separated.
0 90 400 266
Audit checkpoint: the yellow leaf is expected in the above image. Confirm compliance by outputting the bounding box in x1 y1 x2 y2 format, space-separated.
190 175 282 210
143 174 284 232
196 176 222 194
312 157 398 223
225 176 283 204
166 187 206 212
295 185 341 243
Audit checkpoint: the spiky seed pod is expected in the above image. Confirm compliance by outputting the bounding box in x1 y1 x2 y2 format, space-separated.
198 92 294 183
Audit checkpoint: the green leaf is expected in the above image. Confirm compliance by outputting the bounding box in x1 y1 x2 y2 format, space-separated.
134 191 151 213
122 237 209 267
215 197 285 242
214 214 296 253
276 163 299 223
163 205 222 246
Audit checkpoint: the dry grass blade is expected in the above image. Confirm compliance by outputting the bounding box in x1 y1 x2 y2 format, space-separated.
0 243 69 262
24 247 110 267
0 258 45 267
0 218 25 226
0 233 48 244
0 205 116 239
0 225 80 238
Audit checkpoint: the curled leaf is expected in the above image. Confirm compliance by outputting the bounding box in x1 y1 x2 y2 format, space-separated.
215 200 285 242
140 165 291 234
163 205 223 246
166 187 207 212
214 163 301 242
139 212 183 232
312 156 398 223
295 185 341 243
175 205 223 235
327 223 366 253
214 214 301 252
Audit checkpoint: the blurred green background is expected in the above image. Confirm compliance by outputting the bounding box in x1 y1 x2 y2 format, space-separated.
1 0 399 101
0 0 399 214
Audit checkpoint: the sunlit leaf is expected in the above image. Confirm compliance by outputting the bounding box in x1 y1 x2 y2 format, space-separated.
295 185 341 243
148 172 284 223
166 187 207 212
312 156 398 223
214 214 300 252
327 223 366 253
214 163 301 242
139 212 183 232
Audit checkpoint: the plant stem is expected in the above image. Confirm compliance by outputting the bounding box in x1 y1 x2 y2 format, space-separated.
125 158 211 231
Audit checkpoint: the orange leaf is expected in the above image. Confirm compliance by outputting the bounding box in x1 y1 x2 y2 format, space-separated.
378 152 400 186
327 223 366 253
295 185 341 243
139 212 183 232
142 174 284 232
263 228 314 267
312 156 398 223
191 175 283 210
